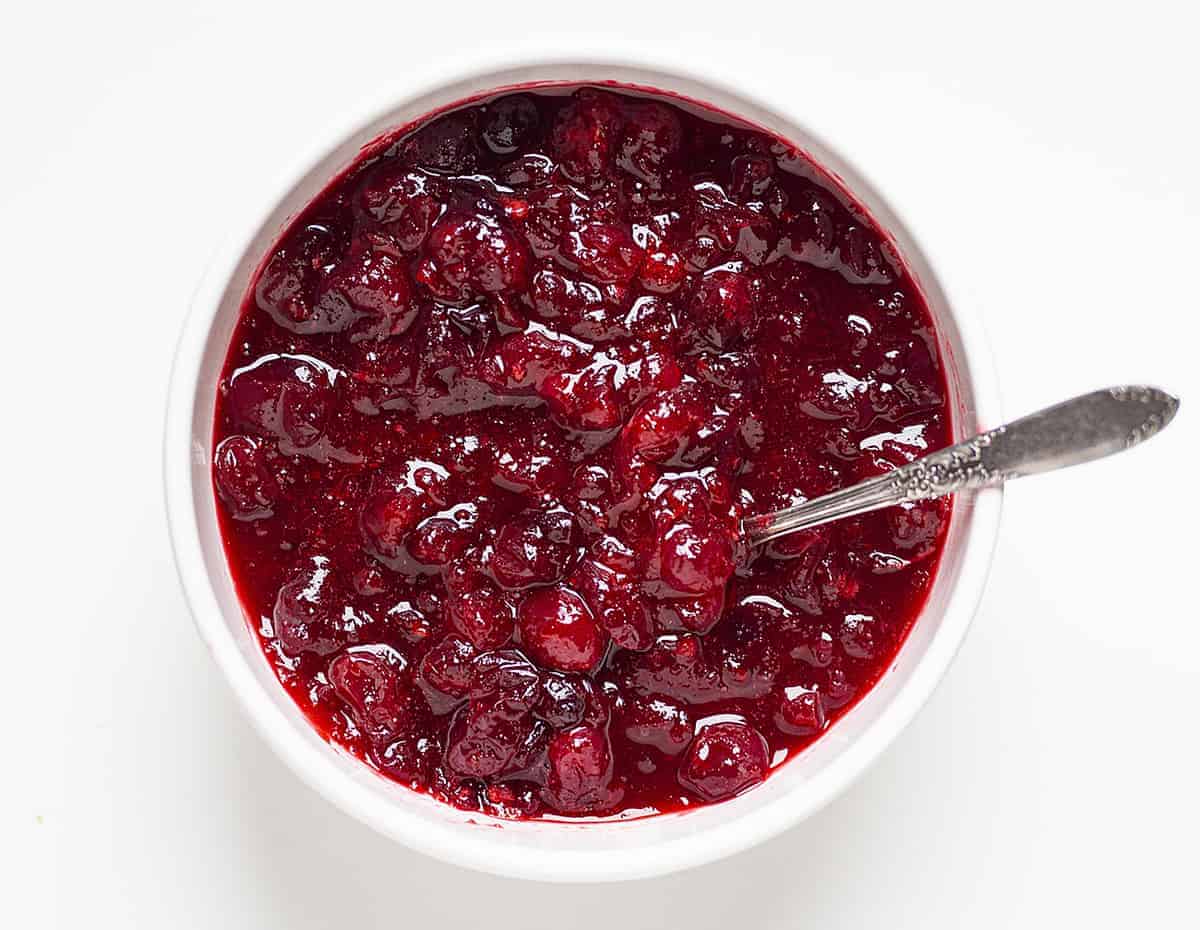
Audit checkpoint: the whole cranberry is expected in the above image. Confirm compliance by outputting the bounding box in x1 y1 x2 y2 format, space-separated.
254 253 326 334
356 162 441 252
418 635 477 700
611 347 684 413
320 244 418 340
358 464 449 563
659 523 735 595
490 508 576 590
775 684 827 736
619 694 692 755
254 224 353 335
481 94 541 155
481 327 583 393
617 102 682 188
525 265 605 325
406 515 472 568
638 249 686 293
550 90 623 188
677 721 770 802
470 649 543 715
444 699 529 779
690 180 765 250
447 586 515 651
359 486 423 561
542 724 623 814
520 184 584 255
213 435 279 520
560 220 644 285
538 362 622 431
621 388 708 463
570 558 655 652
417 213 529 303
328 645 418 747
273 558 370 657
650 476 712 528
401 110 478 174
518 587 605 673
689 269 756 349
620 294 679 343
226 356 334 451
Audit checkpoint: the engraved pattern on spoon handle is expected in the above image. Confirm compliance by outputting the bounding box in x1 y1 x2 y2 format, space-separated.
744 385 1179 548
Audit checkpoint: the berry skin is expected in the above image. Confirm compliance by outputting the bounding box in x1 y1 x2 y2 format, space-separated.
659 523 735 595
619 694 692 755
357 463 450 564
225 356 334 451
417 213 529 303
448 586 515 652
444 699 530 779
550 90 623 188
253 222 352 335
775 685 827 736
617 102 683 188
213 435 278 520
560 220 644 286
677 721 770 802
320 243 418 340
273 558 370 658
689 269 756 349
356 163 441 252
518 587 606 673
538 362 623 431
638 249 686 293
542 724 623 814
489 508 575 590
419 636 478 701
328 645 421 747
402 110 479 174
481 94 541 155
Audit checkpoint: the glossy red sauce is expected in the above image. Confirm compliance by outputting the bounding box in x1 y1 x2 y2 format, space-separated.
213 84 952 820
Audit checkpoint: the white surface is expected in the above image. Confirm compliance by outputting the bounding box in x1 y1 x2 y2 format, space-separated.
3 0 1197 924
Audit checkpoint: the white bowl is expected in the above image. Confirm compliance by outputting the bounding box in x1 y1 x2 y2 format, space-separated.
164 59 1003 882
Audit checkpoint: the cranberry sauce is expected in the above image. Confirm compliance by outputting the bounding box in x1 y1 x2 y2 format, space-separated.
213 84 952 820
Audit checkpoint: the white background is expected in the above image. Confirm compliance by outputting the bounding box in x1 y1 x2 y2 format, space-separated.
4 1 1198 926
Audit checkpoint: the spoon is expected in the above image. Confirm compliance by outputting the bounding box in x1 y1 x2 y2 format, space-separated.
742 385 1180 549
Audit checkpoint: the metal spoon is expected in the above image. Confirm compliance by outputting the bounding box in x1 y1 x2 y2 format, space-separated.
742 385 1180 549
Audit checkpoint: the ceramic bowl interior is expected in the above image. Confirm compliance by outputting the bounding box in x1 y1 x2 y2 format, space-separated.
165 61 1002 882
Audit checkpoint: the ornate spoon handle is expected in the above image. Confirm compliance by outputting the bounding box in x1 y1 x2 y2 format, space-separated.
743 385 1180 548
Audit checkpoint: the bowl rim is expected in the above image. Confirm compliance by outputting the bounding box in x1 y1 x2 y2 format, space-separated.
164 54 1004 882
